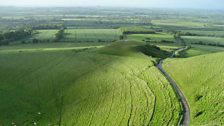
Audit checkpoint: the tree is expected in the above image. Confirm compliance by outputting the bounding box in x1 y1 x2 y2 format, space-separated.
120 35 124 40
32 39 39 43
0 34 3 41
54 29 64 42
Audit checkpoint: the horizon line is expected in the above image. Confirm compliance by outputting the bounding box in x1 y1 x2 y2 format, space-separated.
0 5 223 11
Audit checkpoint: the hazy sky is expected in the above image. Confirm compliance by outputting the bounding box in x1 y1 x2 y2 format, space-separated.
0 0 223 9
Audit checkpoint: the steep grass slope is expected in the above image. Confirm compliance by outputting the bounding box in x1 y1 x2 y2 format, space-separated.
164 53 224 125
0 41 182 125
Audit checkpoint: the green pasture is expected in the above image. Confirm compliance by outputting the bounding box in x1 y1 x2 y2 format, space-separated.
180 44 224 57
181 30 224 37
152 20 206 28
182 36 224 45
164 52 224 125
0 41 182 126
34 30 59 41
127 33 174 42
62 29 122 42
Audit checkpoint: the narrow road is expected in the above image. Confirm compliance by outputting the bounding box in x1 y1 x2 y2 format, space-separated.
157 47 190 126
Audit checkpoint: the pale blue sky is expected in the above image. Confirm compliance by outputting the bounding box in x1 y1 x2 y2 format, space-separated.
0 0 223 9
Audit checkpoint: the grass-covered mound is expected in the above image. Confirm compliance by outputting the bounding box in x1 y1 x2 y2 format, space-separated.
164 52 224 125
99 40 170 58
0 41 181 125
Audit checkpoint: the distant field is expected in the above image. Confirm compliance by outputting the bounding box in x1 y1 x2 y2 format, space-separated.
180 44 224 57
0 41 182 126
181 30 224 37
21 30 59 43
62 29 122 42
127 33 174 42
127 32 224 47
152 20 206 28
120 26 155 33
182 36 224 45
164 53 224 125
19 29 122 43
34 30 58 40
0 42 107 51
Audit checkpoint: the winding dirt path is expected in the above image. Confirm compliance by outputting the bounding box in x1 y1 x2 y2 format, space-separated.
157 47 190 126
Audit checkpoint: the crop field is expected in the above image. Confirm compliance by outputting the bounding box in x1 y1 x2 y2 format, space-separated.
0 41 182 125
62 29 122 42
164 53 224 125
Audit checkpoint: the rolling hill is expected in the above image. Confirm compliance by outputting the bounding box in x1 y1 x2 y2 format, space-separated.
0 41 182 125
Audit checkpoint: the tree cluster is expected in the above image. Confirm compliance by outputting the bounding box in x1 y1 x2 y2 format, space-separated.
54 27 65 42
0 28 33 45
123 31 156 35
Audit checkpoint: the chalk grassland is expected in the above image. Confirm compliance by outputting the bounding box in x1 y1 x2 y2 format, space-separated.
62 29 122 42
164 53 224 125
0 41 182 126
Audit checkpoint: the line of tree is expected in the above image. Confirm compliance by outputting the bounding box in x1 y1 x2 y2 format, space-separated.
0 27 33 45
32 24 66 30
123 30 156 34
180 32 200 36
193 41 224 47
181 32 224 38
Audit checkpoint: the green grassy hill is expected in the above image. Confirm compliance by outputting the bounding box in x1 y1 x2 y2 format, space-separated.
164 52 224 125
0 41 182 125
